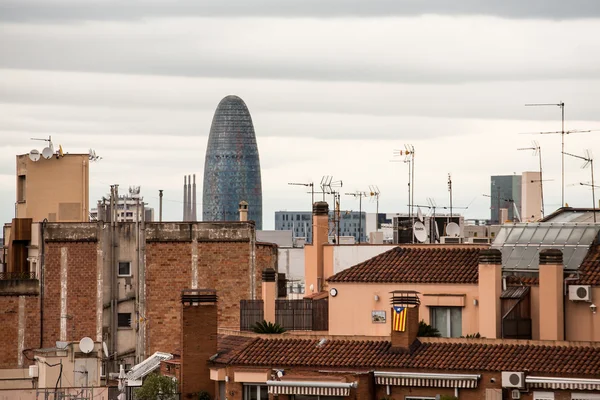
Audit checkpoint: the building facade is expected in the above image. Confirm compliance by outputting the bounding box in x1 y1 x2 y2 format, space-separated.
490 174 522 223
202 95 263 229
275 210 367 243
90 186 154 222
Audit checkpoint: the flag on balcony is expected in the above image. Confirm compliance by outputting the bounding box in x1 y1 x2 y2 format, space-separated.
393 306 407 332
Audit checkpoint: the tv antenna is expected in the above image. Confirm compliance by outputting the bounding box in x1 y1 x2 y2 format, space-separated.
392 145 415 238
368 185 381 232
89 148 102 162
563 150 596 223
345 191 368 243
483 193 521 223
289 181 315 241
320 176 343 244
517 140 545 218
447 173 453 218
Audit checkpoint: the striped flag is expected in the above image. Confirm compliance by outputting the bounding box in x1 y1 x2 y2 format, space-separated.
393 306 408 332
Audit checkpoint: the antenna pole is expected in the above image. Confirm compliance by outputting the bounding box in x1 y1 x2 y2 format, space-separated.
159 190 163 222
448 173 453 220
592 158 596 223
562 102 565 207
539 147 545 218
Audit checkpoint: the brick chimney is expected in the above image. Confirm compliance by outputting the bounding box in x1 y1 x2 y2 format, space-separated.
262 268 277 324
239 201 249 222
181 289 217 399
305 202 329 294
390 291 420 353
539 249 564 340
478 249 502 338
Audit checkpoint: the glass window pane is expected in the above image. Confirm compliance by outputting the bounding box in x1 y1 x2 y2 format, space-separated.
561 247 575 268
578 227 599 245
531 226 551 243
493 227 509 245
566 228 586 245
259 386 268 400
450 308 462 338
568 247 590 270
515 247 540 269
555 227 575 244
431 308 449 337
506 247 526 267
518 227 535 243
506 227 525 243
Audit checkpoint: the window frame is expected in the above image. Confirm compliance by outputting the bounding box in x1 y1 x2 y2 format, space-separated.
118 261 132 277
534 392 555 400
430 306 462 337
117 312 132 329
243 384 268 400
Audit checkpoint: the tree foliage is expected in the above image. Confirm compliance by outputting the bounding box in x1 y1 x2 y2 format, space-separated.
251 320 286 334
418 320 441 337
134 373 178 400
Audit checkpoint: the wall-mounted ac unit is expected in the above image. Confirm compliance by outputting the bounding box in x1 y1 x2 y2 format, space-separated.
569 285 592 302
471 237 491 244
502 372 525 388
441 236 463 244
511 389 521 399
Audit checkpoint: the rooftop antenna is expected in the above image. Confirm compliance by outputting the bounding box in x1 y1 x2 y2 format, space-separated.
483 193 521 223
289 181 315 242
563 149 596 223
447 173 453 219
321 176 343 244
368 185 381 232
89 148 102 162
345 191 368 243
517 140 545 218
392 145 415 241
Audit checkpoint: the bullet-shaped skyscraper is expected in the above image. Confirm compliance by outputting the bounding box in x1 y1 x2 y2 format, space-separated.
202 95 263 229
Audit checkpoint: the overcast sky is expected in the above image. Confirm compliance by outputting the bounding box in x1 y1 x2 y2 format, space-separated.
2 0 600 229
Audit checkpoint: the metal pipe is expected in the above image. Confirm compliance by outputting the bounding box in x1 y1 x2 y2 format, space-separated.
592 159 596 223
158 190 163 222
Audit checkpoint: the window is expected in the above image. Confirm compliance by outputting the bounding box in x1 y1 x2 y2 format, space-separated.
406 397 436 400
534 392 555 400
118 313 132 328
293 396 345 400
243 385 268 400
219 382 226 400
430 307 462 337
118 261 131 276
17 175 26 202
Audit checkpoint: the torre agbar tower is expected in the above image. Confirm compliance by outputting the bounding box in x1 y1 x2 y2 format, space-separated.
202 95 263 229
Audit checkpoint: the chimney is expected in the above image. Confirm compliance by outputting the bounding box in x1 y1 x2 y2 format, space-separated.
187 175 192 221
305 201 329 295
499 208 508 223
262 268 277 323
191 174 197 222
478 249 502 338
539 249 564 340
180 289 217 399
390 291 420 353
239 201 249 222
183 176 188 221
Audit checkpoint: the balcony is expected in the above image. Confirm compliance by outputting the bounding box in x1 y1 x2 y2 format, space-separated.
0 272 39 296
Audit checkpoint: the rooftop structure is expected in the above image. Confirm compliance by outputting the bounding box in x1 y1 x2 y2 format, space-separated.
202 95 263 229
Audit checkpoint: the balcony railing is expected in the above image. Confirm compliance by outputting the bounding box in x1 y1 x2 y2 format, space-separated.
0 271 37 280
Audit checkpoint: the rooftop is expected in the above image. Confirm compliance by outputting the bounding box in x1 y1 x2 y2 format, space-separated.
327 246 482 284
214 335 600 376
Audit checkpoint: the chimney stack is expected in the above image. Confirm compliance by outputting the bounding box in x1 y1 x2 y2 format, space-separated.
539 249 564 340
180 289 217 399
478 249 502 338
191 174 197 222
262 268 277 324
187 175 192 221
305 202 329 295
239 201 249 222
390 291 420 353
183 176 188 221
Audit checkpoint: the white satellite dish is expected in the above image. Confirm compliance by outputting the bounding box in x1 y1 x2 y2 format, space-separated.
417 207 424 222
79 337 94 354
29 150 40 162
102 341 109 358
446 222 460 237
413 221 427 243
41 147 53 160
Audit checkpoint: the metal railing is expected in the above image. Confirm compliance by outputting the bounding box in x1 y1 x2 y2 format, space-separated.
0 271 37 280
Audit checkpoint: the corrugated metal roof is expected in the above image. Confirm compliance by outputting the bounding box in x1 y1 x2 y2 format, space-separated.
500 286 530 299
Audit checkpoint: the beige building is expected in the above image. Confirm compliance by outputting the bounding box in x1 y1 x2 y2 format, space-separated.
16 152 89 223
521 171 543 221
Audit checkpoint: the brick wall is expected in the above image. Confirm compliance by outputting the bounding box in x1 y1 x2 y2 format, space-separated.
0 297 20 368
256 243 277 299
43 242 98 347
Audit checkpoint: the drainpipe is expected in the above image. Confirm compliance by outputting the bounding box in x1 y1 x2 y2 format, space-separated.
39 219 47 348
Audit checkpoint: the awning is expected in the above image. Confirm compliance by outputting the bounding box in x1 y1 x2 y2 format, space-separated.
526 376 600 391
374 372 480 388
266 380 357 396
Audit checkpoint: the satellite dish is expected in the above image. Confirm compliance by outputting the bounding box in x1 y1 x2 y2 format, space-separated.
102 341 109 358
413 221 427 243
446 222 460 237
417 207 424 222
29 150 40 162
79 337 94 354
41 147 53 159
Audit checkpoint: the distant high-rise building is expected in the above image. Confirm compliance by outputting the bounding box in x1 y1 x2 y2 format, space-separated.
275 211 366 243
490 175 522 223
202 95 263 229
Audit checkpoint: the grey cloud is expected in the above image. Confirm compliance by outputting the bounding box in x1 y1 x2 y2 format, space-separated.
1 0 600 21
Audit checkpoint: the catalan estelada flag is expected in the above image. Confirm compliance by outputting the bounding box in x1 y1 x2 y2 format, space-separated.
393 306 407 332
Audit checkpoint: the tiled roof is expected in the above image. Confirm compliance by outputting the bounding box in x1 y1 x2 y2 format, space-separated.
572 244 600 285
327 247 481 284
217 337 600 376
217 334 255 364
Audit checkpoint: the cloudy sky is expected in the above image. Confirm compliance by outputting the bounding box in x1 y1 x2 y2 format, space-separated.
2 0 600 229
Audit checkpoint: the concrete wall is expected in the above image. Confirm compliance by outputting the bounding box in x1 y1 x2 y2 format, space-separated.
522 171 542 221
328 282 479 336
16 153 89 223
327 244 397 276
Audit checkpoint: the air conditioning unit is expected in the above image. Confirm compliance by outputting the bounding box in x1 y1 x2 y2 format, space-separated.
441 236 463 244
471 237 491 244
502 372 525 388
511 389 521 400
569 285 592 302
29 365 38 378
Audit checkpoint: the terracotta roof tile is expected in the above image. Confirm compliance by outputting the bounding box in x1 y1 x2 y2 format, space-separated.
327 247 481 284
572 243 600 285
216 334 256 364
218 337 600 376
